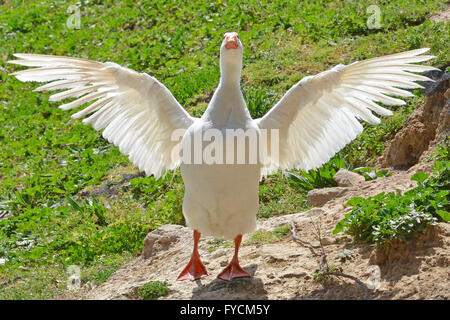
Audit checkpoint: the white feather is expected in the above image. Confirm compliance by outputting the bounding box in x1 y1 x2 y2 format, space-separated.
9 54 196 179
257 48 434 174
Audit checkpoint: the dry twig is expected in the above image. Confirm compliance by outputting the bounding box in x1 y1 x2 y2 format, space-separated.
288 220 320 250
289 218 369 300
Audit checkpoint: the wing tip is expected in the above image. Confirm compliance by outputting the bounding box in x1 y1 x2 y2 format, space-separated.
9 70 29 76
59 104 71 111
383 109 394 117
81 117 91 125
409 47 431 56
12 53 31 59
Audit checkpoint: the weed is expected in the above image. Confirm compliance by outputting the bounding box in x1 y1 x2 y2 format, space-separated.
352 167 392 181
333 161 449 245
137 281 171 300
286 155 348 191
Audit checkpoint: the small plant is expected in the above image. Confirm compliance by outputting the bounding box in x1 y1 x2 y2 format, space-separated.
273 224 291 238
337 249 353 262
352 167 392 181
92 265 120 285
137 281 171 300
0 188 43 217
66 196 108 226
313 264 338 281
333 161 449 245
207 238 227 253
286 155 348 191
248 230 276 245
425 136 449 163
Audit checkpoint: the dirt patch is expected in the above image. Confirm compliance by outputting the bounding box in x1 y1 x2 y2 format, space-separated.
78 171 145 199
429 6 450 23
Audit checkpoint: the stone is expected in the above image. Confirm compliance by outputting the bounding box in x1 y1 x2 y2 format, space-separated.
307 187 349 207
333 169 365 187
279 265 308 279
320 237 336 245
262 246 289 263
368 248 387 265
142 224 191 259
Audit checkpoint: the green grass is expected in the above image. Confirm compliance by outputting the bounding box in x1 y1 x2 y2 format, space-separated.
246 224 291 245
0 0 448 299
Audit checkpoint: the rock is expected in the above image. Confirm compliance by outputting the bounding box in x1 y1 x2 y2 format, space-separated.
320 237 336 245
219 260 228 267
333 169 365 187
142 224 191 259
378 71 449 169
262 246 289 263
255 208 323 232
369 248 387 265
307 187 349 207
212 249 226 258
279 265 308 279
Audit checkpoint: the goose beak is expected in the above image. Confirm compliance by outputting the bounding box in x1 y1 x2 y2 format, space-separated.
225 34 238 50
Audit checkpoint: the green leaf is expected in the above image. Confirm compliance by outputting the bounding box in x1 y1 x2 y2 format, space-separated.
333 219 345 234
66 196 82 212
411 172 429 184
436 210 450 222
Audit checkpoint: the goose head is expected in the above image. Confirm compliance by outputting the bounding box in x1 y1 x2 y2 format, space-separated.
220 32 243 84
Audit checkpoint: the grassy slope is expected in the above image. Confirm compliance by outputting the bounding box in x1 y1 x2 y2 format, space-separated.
0 0 448 299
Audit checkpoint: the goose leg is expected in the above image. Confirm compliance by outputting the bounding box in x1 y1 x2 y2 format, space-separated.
217 234 251 281
177 229 209 281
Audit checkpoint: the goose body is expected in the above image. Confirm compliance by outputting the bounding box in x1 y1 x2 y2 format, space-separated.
181 87 261 240
8 31 436 280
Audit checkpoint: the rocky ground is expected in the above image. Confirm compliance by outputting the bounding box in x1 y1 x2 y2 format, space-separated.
66 70 449 300
80 169 449 300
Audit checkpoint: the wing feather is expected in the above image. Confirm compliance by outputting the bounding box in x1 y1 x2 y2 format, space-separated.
9 54 196 178
257 48 434 175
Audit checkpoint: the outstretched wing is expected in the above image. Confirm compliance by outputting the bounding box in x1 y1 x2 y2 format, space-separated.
9 54 196 178
256 48 436 176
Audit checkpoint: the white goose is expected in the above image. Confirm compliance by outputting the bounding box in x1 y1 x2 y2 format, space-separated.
9 32 435 281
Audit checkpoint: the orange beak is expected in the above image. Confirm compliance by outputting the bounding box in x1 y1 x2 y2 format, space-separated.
225 34 238 50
